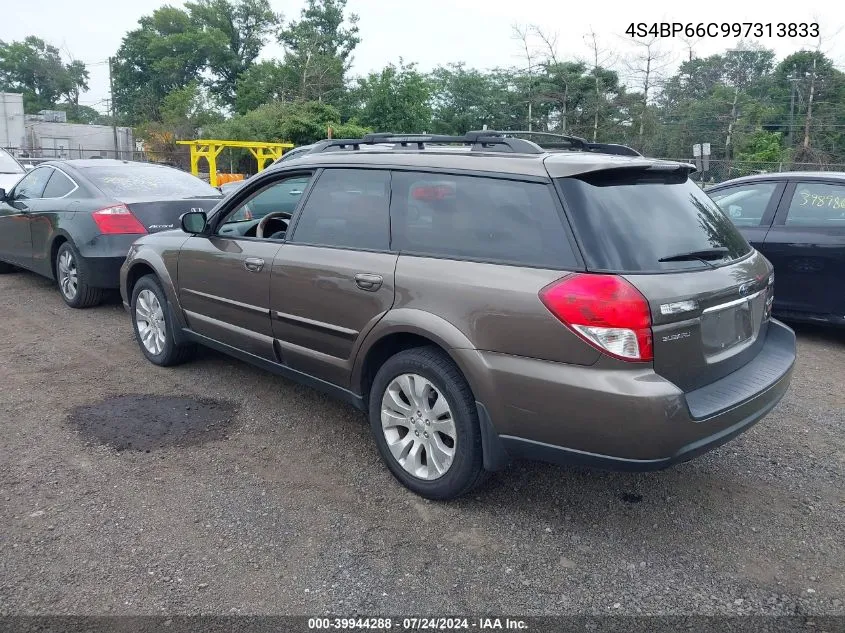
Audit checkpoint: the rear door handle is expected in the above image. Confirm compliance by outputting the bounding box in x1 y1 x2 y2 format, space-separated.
244 257 265 272
355 273 383 291
289 190 303 195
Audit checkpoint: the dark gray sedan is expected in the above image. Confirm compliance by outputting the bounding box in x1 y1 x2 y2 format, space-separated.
0 159 222 308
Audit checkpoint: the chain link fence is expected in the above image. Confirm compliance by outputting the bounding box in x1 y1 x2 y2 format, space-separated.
6 147 845 186
660 159 845 185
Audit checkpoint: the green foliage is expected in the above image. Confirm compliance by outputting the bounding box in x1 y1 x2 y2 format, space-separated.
234 61 291 114
277 0 360 103
0 37 89 112
53 103 108 125
186 0 281 105
350 61 433 133
203 100 368 145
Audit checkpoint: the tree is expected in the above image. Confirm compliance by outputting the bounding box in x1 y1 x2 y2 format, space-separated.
113 0 280 123
583 29 616 142
277 0 360 102
112 7 218 124
54 103 107 125
0 37 89 113
234 61 292 114
349 61 432 133
623 37 671 151
186 0 282 107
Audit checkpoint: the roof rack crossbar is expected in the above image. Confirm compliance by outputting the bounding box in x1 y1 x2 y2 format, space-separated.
312 131 544 155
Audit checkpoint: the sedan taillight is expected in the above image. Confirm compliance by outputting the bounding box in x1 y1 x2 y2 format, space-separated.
91 205 147 235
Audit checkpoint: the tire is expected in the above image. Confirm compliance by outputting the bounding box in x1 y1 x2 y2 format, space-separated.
130 274 195 367
0 261 16 274
369 346 487 500
55 241 103 308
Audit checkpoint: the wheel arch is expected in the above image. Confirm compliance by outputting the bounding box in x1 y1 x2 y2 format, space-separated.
353 308 478 403
121 249 188 332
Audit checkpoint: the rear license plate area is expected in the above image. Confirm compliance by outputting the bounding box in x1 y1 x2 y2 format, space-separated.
701 299 754 354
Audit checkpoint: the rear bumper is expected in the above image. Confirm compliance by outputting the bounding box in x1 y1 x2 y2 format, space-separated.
464 319 796 471
81 255 125 288
78 234 142 289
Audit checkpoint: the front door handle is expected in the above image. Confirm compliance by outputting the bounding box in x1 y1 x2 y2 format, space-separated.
244 257 265 272
355 273 383 291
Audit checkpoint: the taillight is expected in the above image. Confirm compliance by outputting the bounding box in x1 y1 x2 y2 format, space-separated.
539 273 653 362
91 205 147 235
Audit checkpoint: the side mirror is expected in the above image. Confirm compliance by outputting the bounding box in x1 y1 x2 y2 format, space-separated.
0 188 6 202
24 164 34 171
180 211 207 234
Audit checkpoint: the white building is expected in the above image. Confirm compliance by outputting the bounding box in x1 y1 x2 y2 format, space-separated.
23 116 135 159
0 93 135 159
0 92 25 150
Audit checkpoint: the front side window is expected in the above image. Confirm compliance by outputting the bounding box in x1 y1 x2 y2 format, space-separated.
785 182 845 226
223 174 312 224
709 182 777 227
216 173 314 239
12 167 53 200
390 172 576 268
290 169 391 251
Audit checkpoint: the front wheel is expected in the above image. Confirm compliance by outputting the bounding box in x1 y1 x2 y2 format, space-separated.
369 346 486 500
130 274 195 366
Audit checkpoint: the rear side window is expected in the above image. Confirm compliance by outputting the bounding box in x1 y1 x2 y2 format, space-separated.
390 172 576 269
557 170 752 273
85 164 221 198
290 169 390 250
709 182 777 227
785 182 845 226
42 170 76 198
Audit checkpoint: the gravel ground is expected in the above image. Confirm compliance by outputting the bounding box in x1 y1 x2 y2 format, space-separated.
0 270 843 617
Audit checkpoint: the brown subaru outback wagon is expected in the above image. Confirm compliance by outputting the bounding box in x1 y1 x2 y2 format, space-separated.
120 131 796 500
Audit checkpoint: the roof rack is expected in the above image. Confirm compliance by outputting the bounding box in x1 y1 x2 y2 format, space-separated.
310 131 545 155
502 131 642 157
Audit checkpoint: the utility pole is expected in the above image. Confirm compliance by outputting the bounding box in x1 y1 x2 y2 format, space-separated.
787 65 799 154
108 57 119 160
802 54 817 153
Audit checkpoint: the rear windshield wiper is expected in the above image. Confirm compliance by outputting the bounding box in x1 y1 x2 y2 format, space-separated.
658 247 729 268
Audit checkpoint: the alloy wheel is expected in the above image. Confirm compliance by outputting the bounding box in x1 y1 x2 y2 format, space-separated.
57 250 78 300
135 289 167 355
380 373 457 480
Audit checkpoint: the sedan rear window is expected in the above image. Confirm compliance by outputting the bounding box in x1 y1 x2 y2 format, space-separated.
557 169 752 273
84 164 221 199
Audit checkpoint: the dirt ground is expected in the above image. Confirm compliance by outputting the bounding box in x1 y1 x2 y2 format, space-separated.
1 270 843 616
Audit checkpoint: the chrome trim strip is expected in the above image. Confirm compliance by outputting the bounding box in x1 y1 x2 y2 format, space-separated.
274 310 358 337
182 288 269 314
702 290 764 314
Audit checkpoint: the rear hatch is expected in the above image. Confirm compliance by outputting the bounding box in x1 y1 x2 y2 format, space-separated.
556 165 774 391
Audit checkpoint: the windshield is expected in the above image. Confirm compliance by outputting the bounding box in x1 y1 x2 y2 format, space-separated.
557 169 752 273
84 163 222 199
0 149 24 174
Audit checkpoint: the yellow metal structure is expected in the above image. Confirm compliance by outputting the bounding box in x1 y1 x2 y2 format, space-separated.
177 139 295 187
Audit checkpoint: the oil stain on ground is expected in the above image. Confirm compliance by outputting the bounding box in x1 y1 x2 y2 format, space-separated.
68 394 238 452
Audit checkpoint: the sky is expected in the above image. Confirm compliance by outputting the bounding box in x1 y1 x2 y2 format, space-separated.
7 0 845 113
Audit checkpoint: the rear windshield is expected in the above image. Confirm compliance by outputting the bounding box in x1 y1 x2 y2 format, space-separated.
557 169 752 273
84 164 221 199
